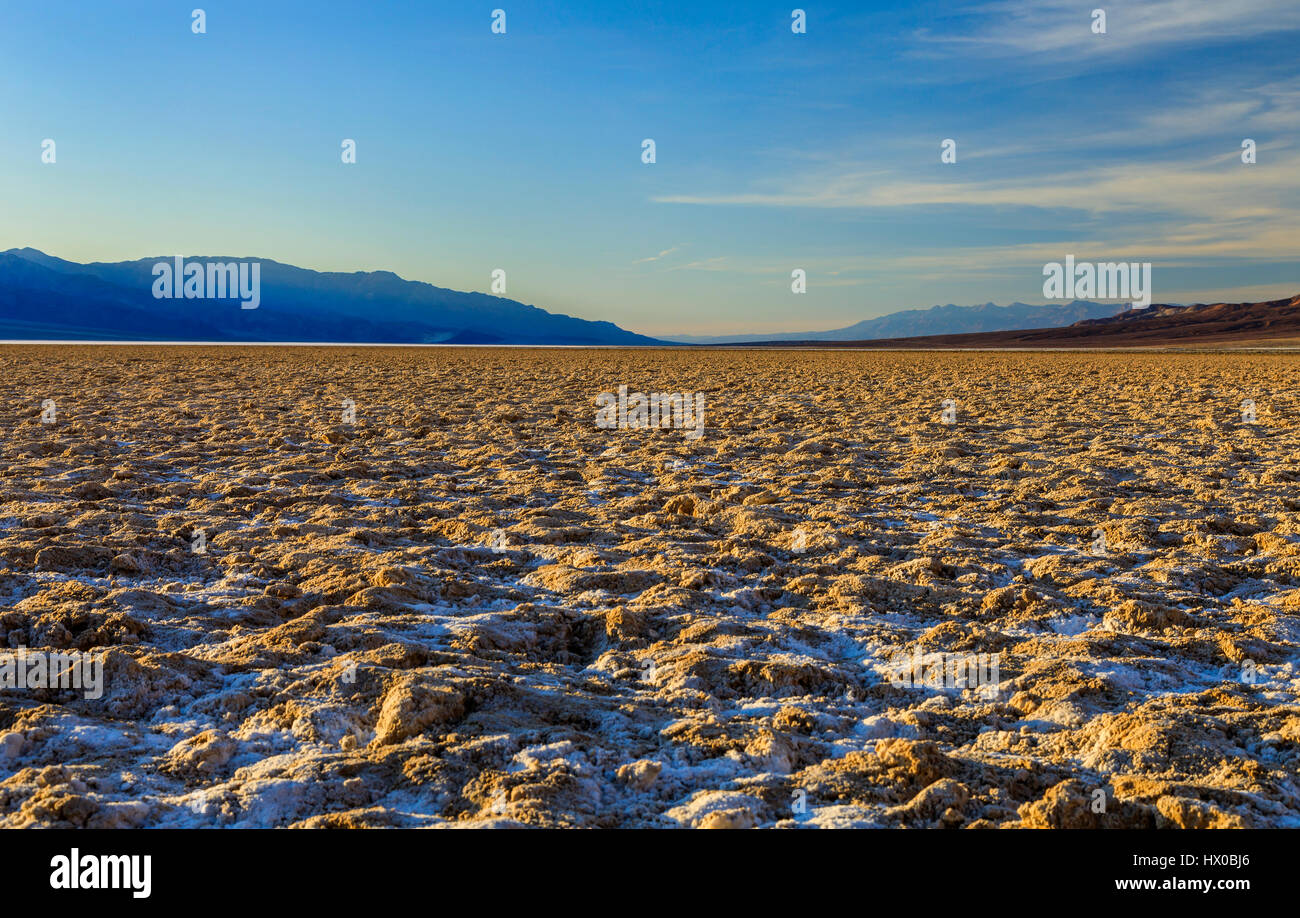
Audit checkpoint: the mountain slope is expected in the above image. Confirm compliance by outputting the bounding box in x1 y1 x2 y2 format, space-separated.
734 295 1300 349
0 248 664 346
667 300 1129 344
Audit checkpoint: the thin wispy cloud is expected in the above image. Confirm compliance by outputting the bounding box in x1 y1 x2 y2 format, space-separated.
656 150 1295 204
667 257 730 272
632 244 686 264
917 0 1300 57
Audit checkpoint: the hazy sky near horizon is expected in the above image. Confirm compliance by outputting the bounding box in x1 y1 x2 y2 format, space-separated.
3 0 1298 336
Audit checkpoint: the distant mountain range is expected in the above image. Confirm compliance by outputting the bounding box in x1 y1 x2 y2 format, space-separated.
731 295 1300 349
2 248 1285 348
667 300 1132 344
0 248 664 346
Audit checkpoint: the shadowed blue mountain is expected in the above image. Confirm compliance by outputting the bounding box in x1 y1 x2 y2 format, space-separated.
0 248 665 345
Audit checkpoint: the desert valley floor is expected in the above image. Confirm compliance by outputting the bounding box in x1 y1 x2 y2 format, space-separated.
0 345 1297 828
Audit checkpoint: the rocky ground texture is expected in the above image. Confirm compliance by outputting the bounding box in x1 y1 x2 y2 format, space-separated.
0 345 1296 828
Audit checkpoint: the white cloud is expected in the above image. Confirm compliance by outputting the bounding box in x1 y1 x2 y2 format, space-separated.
919 0 1300 57
654 145 1300 260
632 244 686 264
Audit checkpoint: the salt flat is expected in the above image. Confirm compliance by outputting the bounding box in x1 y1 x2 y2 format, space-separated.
0 345 1296 828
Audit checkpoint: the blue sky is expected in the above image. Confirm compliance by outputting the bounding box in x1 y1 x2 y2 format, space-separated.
2 0 1298 335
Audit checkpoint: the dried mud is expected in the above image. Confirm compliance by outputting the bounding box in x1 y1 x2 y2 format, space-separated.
0 345 1297 829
